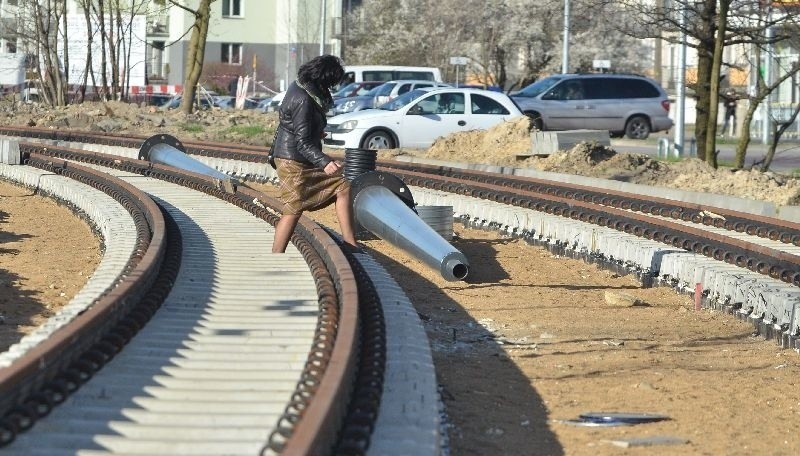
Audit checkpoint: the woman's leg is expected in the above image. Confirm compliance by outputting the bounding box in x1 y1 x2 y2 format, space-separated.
272 213 302 253
335 187 358 247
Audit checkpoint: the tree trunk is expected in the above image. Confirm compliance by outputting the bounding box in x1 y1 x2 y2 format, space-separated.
734 102 759 169
694 52 713 163
693 0 717 164
762 104 800 171
96 0 110 100
79 0 93 103
180 0 213 114
704 0 729 169
60 0 69 104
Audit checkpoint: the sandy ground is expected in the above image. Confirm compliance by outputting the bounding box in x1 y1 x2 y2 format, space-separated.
2 101 800 454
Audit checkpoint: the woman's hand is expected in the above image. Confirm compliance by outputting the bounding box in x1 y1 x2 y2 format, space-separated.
324 160 342 175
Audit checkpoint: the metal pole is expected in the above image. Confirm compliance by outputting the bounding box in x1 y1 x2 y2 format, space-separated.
562 0 570 73
673 5 687 158
319 0 327 56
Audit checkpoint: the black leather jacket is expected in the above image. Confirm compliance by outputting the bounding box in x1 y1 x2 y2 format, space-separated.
273 82 332 168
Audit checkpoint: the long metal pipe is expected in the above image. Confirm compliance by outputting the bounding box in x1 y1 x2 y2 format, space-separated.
139 134 237 191
353 184 469 282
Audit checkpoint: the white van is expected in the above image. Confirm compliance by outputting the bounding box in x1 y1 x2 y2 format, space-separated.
343 65 443 84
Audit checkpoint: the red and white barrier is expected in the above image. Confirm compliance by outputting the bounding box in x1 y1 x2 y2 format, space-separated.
130 84 183 95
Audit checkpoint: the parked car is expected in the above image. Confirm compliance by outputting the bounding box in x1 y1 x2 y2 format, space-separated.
261 90 286 112
342 65 443 83
215 96 261 110
332 81 384 99
511 73 673 139
256 97 273 111
160 94 214 110
331 80 450 116
324 87 523 150
145 94 172 106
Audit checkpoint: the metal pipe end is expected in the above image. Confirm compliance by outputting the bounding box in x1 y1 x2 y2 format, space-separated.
138 134 186 161
442 252 470 282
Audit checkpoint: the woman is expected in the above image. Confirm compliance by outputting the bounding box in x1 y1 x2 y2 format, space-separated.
270 54 357 253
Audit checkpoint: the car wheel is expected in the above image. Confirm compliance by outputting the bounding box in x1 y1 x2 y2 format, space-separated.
362 130 395 149
625 116 651 140
526 112 544 131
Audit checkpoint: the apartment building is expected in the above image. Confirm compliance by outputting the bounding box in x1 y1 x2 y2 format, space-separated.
0 0 359 95
153 0 358 93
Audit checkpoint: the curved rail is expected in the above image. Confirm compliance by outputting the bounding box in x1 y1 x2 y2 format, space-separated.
0 142 368 454
0 155 168 445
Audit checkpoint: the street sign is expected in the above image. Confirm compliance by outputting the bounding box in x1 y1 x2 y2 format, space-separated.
592 60 611 69
450 56 468 65
593 59 611 69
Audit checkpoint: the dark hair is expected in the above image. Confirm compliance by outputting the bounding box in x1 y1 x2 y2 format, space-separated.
297 55 345 90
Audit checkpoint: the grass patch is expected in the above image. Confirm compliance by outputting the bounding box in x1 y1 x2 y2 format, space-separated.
224 125 267 137
180 123 205 133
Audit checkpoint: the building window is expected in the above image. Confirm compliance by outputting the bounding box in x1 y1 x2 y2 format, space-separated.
222 43 242 65
222 0 242 17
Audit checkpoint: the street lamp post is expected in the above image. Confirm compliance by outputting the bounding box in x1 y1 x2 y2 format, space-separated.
562 0 570 73
674 5 687 158
319 0 327 56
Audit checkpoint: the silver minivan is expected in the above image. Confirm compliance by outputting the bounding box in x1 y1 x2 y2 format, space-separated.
511 74 673 139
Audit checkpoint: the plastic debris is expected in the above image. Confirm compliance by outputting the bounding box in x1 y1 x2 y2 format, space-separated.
579 412 670 424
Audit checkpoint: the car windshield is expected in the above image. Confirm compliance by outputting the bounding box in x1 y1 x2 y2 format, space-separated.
351 84 385 98
374 83 396 97
515 76 563 98
378 88 427 111
332 82 358 98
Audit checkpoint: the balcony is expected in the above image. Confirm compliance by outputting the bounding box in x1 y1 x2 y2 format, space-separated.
146 15 169 36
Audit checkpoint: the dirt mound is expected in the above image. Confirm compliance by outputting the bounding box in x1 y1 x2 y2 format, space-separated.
0 99 277 147
422 116 533 166
414 117 800 207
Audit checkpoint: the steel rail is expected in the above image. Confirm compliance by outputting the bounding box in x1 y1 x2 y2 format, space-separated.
0 154 168 445
387 167 800 286
372 159 800 247
3 142 367 454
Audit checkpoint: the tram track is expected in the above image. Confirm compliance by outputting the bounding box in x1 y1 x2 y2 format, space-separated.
0 126 799 454
0 143 383 454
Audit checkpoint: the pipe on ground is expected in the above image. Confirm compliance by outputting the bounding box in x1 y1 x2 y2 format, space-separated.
138 134 237 191
351 171 469 282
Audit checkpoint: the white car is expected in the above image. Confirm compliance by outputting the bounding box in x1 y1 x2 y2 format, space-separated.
324 87 523 150
261 90 286 112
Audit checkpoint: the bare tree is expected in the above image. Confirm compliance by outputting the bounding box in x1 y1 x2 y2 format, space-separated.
611 0 798 168
734 25 800 171
345 0 649 91
15 0 69 106
168 0 215 114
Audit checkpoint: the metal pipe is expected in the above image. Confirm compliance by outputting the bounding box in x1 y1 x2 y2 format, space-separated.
138 134 237 191
351 173 469 281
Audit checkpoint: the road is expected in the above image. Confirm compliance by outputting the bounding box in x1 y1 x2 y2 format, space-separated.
611 133 800 175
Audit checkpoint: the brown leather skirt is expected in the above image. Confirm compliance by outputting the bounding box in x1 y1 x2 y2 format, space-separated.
275 158 350 215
